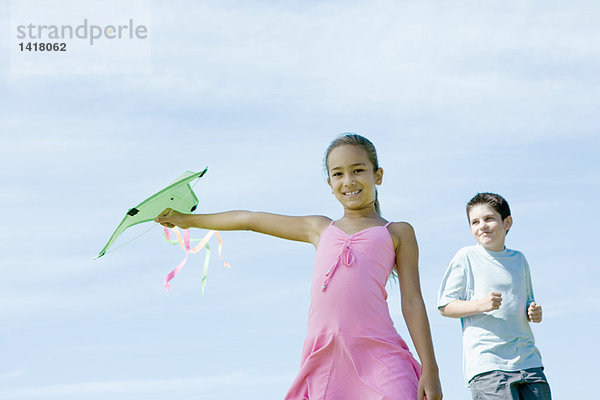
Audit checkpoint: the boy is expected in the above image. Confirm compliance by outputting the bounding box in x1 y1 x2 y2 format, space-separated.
438 193 551 399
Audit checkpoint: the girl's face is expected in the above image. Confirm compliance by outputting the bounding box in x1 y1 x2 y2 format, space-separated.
468 204 513 251
326 145 383 212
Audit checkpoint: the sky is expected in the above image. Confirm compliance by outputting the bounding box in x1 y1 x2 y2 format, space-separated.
1 0 599 399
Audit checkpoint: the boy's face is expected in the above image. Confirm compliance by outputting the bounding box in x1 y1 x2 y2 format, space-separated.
468 204 513 251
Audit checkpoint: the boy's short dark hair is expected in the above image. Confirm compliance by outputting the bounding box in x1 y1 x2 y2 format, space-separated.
466 192 511 221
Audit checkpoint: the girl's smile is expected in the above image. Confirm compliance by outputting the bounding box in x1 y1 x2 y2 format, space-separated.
343 189 361 197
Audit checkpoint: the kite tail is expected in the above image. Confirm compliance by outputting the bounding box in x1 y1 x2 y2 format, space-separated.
162 227 231 294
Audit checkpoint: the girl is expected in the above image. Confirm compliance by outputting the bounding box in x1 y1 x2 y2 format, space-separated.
155 134 442 400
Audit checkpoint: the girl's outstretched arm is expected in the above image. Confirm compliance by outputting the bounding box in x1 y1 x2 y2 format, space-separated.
390 222 443 400
155 208 330 247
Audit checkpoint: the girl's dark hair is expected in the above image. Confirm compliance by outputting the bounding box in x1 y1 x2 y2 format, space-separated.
324 133 382 215
466 192 511 221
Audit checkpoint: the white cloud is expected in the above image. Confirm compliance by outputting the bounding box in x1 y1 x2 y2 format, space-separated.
0 369 27 380
136 0 600 139
0 370 292 399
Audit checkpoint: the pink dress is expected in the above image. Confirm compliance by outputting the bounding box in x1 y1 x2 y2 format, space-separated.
285 221 421 400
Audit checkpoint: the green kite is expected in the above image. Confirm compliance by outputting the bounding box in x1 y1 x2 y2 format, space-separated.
96 168 207 259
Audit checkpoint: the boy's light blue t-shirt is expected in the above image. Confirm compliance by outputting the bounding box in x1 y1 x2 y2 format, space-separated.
438 244 543 385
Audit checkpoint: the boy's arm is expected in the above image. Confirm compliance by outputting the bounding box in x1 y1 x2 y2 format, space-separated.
439 292 502 318
523 256 542 322
155 208 330 247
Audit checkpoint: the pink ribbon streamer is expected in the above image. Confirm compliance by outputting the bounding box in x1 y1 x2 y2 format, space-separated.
163 227 230 291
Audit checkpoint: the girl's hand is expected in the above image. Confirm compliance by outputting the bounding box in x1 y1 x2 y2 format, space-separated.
418 370 443 400
528 302 543 323
154 208 190 229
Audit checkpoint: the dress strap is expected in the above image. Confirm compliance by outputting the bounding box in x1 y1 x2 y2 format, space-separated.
384 221 393 227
